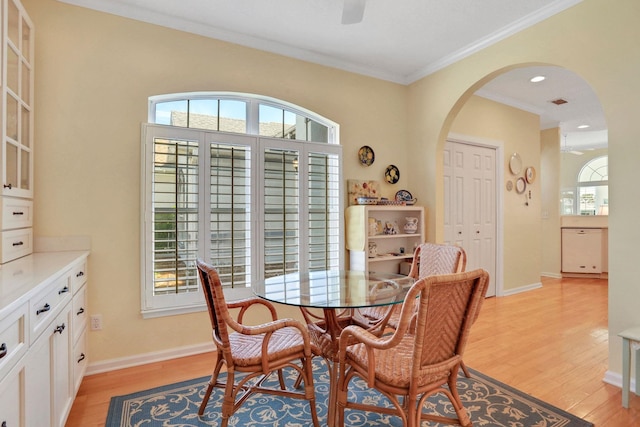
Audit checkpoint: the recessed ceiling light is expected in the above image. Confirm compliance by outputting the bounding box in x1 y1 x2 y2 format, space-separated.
530 75 546 83
578 124 590 129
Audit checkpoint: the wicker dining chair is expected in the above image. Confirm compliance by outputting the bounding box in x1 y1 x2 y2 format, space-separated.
195 259 320 427
336 269 490 427
358 242 467 330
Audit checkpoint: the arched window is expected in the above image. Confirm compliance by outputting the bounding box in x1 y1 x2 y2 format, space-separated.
577 155 608 215
141 92 343 317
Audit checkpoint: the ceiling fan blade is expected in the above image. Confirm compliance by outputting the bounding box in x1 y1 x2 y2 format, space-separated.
342 0 366 24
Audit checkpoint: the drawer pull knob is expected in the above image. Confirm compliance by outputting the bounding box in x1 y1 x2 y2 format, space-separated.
54 323 66 334
37 303 51 315
3 183 12 189
12 211 24 215
77 307 85 315
76 271 85 278
58 286 70 295
78 353 86 363
12 241 23 247
0 343 7 359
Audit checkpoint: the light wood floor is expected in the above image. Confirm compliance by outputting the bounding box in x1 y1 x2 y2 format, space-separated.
66 276 639 426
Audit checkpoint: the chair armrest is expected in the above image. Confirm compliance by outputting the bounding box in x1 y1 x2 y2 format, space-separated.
227 297 278 323
230 317 314 371
407 245 422 279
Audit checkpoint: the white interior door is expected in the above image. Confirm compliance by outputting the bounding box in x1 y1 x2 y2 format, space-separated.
444 140 497 297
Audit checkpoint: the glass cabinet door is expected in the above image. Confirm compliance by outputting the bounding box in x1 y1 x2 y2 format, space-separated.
2 0 33 197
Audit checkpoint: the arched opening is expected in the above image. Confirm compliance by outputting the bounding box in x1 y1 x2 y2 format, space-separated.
437 64 608 295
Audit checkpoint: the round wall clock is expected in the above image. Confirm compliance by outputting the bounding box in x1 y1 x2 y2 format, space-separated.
384 165 400 184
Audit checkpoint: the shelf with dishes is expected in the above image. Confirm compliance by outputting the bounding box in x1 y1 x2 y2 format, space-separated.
345 205 425 275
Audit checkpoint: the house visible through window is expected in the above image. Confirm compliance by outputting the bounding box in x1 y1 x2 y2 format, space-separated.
142 93 343 318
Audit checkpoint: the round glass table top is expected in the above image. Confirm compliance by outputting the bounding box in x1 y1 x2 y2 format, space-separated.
252 270 415 309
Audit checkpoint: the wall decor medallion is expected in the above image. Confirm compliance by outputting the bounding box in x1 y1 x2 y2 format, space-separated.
506 180 513 191
509 152 522 175
525 166 536 184
358 145 375 166
515 177 527 194
384 165 400 184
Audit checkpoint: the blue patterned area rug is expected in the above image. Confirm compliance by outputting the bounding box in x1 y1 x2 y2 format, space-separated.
106 359 593 426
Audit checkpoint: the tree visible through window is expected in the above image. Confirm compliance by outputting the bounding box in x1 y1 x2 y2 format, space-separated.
142 93 342 317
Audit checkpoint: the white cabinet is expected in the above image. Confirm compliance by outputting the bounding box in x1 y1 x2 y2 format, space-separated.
561 228 603 273
346 205 425 274
71 262 89 395
0 252 89 427
0 302 27 427
0 0 34 263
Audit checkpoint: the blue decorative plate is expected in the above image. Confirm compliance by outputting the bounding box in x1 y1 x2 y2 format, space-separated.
358 146 375 166
395 189 413 202
384 165 400 184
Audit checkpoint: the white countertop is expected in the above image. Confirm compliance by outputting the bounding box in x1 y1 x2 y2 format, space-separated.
561 215 608 228
0 251 89 315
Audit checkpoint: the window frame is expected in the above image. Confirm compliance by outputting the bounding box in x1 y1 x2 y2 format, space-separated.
141 93 342 318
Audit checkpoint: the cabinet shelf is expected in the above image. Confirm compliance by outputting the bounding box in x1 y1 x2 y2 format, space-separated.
368 233 419 240
345 205 425 275
368 254 414 263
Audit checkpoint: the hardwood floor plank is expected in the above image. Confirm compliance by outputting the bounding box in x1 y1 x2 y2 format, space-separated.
66 276 640 426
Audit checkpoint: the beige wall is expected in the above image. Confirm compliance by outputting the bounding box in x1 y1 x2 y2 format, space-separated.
541 128 562 277
23 0 640 378
26 0 410 362
449 95 542 292
406 0 639 375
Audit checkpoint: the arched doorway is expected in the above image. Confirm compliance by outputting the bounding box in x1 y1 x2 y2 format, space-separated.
440 64 607 296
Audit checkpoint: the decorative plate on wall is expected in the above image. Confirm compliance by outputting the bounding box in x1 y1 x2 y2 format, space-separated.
515 177 527 194
509 152 523 175
385 165 400 184
506 180 513 191
358 145 375 166
525 166 536 184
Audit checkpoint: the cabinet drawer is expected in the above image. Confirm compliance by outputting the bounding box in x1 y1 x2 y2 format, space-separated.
70 259 88 294
72 285 87 344
1 227 33 263
1 197 33 230
30 274 72 343
0 302 28 379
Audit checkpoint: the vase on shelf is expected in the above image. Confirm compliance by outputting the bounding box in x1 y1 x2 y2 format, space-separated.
403 217 418 234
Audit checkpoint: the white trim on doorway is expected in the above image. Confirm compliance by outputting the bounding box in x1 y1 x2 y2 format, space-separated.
447 132 504 297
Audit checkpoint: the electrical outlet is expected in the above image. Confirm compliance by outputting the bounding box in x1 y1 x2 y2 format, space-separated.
90 314 103 331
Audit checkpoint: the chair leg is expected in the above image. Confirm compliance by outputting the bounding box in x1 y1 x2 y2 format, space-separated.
197 382 215 416
198 358 225 416
277 369 286 390
461 360 471 378
302 357 321 427
448 373 472 427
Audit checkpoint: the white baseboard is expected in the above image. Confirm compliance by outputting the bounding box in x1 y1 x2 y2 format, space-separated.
604 370 635 393
540 272 562 279
84 342 214 376
501 281 542 297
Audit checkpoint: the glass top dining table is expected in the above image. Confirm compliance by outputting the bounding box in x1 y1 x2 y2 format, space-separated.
252 270 415 427
251 269 416 310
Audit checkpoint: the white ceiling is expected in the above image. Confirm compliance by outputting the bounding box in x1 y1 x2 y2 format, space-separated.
59 0 605 149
